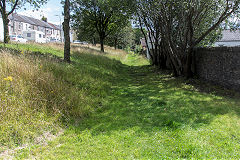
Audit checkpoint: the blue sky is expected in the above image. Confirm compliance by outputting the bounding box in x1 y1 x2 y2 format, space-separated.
17 0 63 24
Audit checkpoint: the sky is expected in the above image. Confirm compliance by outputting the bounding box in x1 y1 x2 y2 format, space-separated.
17 0 63 25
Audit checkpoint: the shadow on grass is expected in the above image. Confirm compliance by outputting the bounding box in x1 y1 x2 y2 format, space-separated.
2 45 240 136
73 65 240 136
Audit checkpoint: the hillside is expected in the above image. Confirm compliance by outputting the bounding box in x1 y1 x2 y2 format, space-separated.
0 43 240 159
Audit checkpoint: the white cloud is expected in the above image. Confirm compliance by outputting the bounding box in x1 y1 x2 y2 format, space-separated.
18 7 63 24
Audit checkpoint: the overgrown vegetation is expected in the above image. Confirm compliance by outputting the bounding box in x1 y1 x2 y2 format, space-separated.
0 43 239 159
0 43 136 155
136 0 240 77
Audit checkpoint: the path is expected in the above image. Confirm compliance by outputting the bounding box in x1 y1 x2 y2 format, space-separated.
15 64 240 159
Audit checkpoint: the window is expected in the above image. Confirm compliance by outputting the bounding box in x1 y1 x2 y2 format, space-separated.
39 34 42 38
27 33 31 37
19 23 21 30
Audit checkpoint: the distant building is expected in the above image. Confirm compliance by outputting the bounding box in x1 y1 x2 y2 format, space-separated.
0 12 73 42
48 22 62 41
0 14 3 41
140 38 147 49
215 29 240 47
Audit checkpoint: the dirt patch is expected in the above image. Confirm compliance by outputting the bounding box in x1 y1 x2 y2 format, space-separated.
0 129 64 159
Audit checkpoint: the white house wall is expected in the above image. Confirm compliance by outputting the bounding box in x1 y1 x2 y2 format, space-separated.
1 13 74 43
0 17 4 42
22 23 31 31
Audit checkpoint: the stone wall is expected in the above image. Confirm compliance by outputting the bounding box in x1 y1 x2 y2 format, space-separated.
195 47 240 91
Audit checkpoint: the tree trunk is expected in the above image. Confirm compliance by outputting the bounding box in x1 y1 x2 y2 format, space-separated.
92 37 96 46
63 0 71 63
2 13 10 43
114 38 117 50
184 49 194 78
100 37 104 52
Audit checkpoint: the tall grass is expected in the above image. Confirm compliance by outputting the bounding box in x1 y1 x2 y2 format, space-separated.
0 43 139 151
0 52 60 148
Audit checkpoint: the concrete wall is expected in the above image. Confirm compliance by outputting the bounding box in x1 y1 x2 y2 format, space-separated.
195 47 240 91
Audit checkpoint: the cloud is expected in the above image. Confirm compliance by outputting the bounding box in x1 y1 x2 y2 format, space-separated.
18 7 63 25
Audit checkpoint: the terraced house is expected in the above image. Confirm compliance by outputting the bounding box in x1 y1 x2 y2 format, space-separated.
0 13 63 42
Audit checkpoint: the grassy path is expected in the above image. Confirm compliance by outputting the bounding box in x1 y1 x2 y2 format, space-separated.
1 44 239 159
16 63 240 159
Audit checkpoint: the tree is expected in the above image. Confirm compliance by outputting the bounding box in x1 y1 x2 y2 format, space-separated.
41 16 47 22
0 0 47 43
133 28 146 45
137 0 240 77
63 0 71 63
105 21 134 49
72 0 135 52
136 0 164 67
72 8 98 45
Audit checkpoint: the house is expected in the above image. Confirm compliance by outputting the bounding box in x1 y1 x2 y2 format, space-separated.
23 30 46 43
140 38 147 49
0 14 4 42
0 12 64 42
48 22 62 41
214 29 240 47
8 13 58 40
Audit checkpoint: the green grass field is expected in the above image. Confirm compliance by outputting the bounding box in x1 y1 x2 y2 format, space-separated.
0 43 239 159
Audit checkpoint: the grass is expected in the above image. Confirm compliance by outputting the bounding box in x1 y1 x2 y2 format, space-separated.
0 43 240 159
0 43 64 57
0 43 128 155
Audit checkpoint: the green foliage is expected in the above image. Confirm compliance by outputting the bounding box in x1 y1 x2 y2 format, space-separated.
71 0 135 50
133 44 142 54
106 22 135 49
133 28 146 45
105 24 147 50
41 16 47 22
0 43 239 159
3 0 47 11
136 0 240 75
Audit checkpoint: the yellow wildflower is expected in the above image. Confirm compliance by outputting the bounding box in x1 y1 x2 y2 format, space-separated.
21 51 24 55
4 76 13 82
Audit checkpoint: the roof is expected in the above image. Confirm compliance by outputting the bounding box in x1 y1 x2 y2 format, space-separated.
218 29 240 42
8 13 55 29
11 13 35 25
48 22 61 30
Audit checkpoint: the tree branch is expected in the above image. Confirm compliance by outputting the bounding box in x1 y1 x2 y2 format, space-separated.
193 2 238 46
0 1 3 13
8 0 19 16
